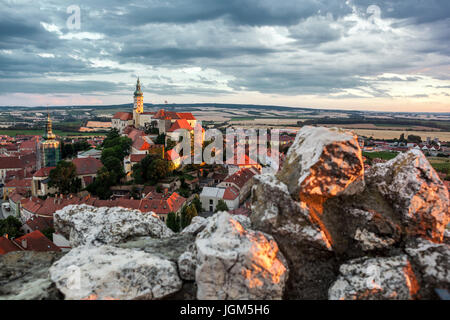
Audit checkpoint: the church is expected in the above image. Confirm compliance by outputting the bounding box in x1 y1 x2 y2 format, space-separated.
111 79 197 135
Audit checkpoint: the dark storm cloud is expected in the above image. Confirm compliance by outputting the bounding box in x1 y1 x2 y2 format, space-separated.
0 0 448 100
117 46 278 64
122 0 352 26
0 79 123 94
0 10 59 50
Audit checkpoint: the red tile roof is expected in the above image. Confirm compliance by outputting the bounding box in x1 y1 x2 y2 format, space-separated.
19 138 38 151
4 178 32 189
222 168 257 190
0 236 21 255
127 128 146 142
0 157 24 169
154 109 180 120
166 149 180 161
14 230 60 252
177 112 196 120
9 192 24 203
33 167 55 178
24 216 53 232
139 192 186 214
72 157 103 175
113 112 133 121
133 136 153 151
168 119 193 132
223 186 240 200
130 154 147 163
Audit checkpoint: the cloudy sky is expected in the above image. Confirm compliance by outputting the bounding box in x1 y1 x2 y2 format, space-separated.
0 0 449 112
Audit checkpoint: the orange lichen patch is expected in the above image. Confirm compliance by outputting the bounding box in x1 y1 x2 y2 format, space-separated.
348 288 383 300
82 294 118 300
229 218 246 235
300 194 333 248
403 260 420 299
407 181 449 243
230 218 287 289
298 140 364 249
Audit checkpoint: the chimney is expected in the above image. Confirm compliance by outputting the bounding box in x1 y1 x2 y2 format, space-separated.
21 239 27 249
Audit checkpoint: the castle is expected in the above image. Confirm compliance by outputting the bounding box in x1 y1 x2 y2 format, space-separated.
112 79 197 135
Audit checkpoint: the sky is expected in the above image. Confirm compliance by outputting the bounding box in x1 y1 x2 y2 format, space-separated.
0 0 449 112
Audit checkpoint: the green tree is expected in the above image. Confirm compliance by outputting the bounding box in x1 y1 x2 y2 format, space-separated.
155 133 166 145
166 212 180 232
192 195 202 213
102 156 124 176
48 161 82 194
86 167 116 199
132 154 169 184
215 199 229 213
407 135 422 144
42 227 55 240
180 204 198 229
0 216 23 238
166 138 177 151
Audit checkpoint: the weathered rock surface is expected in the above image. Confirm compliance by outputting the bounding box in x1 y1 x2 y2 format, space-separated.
195 212 288 300
252 126 364 299
405 238 450 298
54 204 174 247
365 150 449 242
49 245 182 300
0 251 64 300
251 126 449 299
180 216 207 235
329 255 420 300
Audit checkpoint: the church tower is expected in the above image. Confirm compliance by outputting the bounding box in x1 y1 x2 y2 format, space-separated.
38 112 61 169
133 77 144 127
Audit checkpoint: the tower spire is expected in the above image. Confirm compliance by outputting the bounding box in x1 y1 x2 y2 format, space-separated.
44 108 56 140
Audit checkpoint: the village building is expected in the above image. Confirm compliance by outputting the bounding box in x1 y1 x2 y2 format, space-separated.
218 167 259 203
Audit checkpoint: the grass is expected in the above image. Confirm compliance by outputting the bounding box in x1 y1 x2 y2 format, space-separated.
229 117 256 121
428 157 450 174
363 151 399 161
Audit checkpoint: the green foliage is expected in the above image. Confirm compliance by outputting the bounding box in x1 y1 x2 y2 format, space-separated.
192 195 202 213
363 151 399 161
102 156 124 175
166 138 177 151
61 140 91 159
42 227 55 240
431 162 450 174
215 199 229 213
180 204 198 229
132 154 169 185
166 212 180 232
86 167 116 199
130 186 141 200
407 134 422 144
155 133 166 145
48 161 82 194
0 216 23 238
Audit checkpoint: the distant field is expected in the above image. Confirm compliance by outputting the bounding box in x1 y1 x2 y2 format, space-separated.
351 129 450 142
322 123 440 131
0 129 105 137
